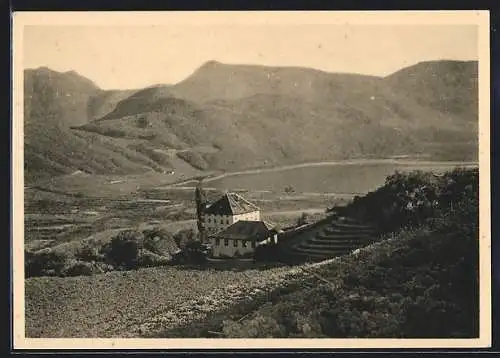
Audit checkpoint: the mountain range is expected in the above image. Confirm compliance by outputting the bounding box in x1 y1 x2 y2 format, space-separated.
23 60 479 183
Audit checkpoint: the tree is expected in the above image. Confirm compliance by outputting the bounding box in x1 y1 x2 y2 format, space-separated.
106 230 144 269
195 181 207 241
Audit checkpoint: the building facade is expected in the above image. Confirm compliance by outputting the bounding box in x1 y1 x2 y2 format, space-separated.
203 192 261 236
211 220 277 258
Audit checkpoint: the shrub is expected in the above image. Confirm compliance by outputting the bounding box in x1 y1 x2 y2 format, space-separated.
75 243 103 262
63 260 95 277
341 167 478 234
104 230 145 269
143 228 178 257
136 249 170 268
25 249 68 277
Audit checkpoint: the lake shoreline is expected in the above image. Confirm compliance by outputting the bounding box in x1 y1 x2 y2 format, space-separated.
162 158 479 188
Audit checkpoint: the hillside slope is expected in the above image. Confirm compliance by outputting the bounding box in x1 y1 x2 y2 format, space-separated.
385 60 478 121
170 168 479 338
23 60 479 183
24 68 177 182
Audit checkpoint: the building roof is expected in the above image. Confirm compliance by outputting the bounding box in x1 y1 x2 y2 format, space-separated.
212 220 275 241
204 192 260 215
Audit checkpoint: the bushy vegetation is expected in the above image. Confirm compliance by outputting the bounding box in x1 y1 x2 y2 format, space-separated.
217 167 479 338
25 248 115 278
338 167 478 233
102 230 146 269
25 227 199 278
171 241 209 265
25 250 67 278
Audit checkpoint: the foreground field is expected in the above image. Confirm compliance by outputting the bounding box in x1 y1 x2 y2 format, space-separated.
25 263 308 337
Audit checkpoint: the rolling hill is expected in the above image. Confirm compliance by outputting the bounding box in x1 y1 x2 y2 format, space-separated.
23 60 479 184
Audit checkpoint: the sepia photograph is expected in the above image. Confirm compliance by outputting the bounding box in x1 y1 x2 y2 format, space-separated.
11 10 491 349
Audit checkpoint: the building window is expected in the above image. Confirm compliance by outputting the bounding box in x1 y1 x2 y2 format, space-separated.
233 240 238 247
208 218 211 223
224 239 229 246
215 238 220 246
242 240 247 248
220 219 223 224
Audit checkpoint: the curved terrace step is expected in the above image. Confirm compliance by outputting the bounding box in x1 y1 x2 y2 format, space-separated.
327 223 377 233
315 232 374 241
323 226 376 235
312 233 374 241
303 239 374 249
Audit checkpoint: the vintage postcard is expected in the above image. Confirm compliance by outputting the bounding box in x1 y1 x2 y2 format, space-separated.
12 10 491 350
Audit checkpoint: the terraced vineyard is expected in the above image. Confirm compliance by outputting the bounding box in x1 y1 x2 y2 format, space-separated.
278 216 380 263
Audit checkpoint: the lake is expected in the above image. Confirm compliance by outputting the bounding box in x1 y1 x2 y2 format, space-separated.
201 160 478 194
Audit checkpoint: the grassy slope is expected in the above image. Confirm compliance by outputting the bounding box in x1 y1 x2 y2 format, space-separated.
215 225 478 338
24 60 478 184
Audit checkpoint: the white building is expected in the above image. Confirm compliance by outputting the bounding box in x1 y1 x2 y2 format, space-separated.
203 192 261 236
211 220 277 258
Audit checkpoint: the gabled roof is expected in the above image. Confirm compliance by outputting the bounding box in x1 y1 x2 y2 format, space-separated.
213 220 275 241
204 192 260 215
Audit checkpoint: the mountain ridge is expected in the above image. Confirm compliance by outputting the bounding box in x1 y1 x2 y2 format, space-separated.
23 59 479 183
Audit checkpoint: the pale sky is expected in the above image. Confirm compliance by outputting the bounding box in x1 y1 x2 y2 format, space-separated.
23 24 478 90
